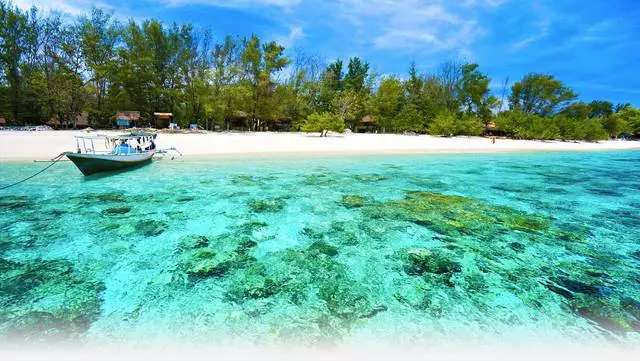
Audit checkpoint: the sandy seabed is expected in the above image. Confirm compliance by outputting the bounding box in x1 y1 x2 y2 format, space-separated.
0 130 638 161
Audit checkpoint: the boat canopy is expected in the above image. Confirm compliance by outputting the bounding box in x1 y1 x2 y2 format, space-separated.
73 132 157 155
74 132 157 141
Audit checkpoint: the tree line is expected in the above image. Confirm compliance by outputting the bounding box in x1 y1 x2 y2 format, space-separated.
1 2 639 140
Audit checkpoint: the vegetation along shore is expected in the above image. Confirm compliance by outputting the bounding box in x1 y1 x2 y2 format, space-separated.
1 2 639 141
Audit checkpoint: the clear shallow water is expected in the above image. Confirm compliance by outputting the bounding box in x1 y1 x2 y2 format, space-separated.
1 151 639 346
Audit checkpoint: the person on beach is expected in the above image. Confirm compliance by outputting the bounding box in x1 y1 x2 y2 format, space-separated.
492 136 496 144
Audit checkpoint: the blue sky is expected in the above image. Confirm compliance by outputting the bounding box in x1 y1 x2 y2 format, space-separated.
16 0 640 106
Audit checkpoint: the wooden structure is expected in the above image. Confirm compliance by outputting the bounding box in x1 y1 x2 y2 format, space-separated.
153 112 174 129
0 116 6 127
226 110 249 130
357 115 377 133
484 122 506 136
75 112 89 128
269 118 292 131
46 118 67 129
115 111 141 128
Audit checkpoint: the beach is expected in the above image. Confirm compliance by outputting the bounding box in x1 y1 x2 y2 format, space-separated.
0 130 638 161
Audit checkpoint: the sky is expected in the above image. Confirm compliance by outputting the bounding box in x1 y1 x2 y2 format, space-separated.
14 0 640 106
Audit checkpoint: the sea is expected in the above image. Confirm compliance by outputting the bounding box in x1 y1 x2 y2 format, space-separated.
1 150 639 347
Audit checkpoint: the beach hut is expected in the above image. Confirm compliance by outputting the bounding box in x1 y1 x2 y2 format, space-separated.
484 121 506 136
153 112 174 129
0 116 6 128
227 110 249 130
75 111 89 129
115 111 140 129
46 118 65 129
357 115 377 133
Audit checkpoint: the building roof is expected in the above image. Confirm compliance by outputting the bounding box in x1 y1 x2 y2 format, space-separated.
360 115 376 124
232 110 249 118
116 111 141 121
154 112 173 119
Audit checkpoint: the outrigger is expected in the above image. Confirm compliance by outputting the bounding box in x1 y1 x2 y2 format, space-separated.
64 132 181 176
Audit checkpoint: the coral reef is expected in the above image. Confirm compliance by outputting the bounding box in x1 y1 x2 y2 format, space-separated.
249 198 286 213
0 258 104 342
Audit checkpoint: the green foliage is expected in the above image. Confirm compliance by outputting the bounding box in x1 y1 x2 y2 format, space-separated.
393 103 424 133
0 0 633 142
497 111 608 141
343 57 369 93
509 73 577 117
375 76 403 132
454 114 484 136
427 112 484 137
609 107 640 135
428 112 456 136
601 114 630 138
301 112 344 136
581 118 609 141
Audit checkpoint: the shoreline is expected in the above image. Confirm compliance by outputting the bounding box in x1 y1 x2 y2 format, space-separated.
1 130 638 162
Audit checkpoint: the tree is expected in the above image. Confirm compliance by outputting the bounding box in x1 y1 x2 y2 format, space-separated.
393 103 423 133
609 107 640 135
241 34 289 130
438 59 464 114
0 3 29 122
301 111 344 136
458 63 497 126
343 57 368 93
455 114 484 136
588 100 613 119
581 118 608 141
427 112 483 136
556 115 586 140
78 7 119 125
428 111 456 136
495 111 526 137
509 73 576 117
374 76 403 132
561 102 591 120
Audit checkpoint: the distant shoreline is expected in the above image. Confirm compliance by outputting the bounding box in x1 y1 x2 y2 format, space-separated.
1 131 638 162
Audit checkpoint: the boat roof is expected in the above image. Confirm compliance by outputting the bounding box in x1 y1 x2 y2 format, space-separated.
75 132 157 140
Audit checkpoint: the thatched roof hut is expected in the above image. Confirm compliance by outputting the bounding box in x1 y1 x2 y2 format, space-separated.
357 115 377 133
76 111 89 128
226 110 249 130
360 115 375 125
46 118 63 129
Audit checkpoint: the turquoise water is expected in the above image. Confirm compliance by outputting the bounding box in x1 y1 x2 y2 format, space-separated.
1 151 639 346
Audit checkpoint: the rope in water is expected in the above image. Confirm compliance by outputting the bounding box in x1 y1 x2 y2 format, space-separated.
0 153 66 190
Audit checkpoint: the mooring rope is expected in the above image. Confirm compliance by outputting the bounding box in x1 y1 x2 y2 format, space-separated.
1 153 66 190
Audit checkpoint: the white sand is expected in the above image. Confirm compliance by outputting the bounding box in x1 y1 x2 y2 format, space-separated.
0 130 638 161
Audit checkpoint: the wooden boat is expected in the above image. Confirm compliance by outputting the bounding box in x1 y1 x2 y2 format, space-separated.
65 132 159 176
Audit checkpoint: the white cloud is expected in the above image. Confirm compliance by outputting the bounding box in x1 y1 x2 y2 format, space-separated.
510 2 552 51
333 0 489 54
276 25 305 47
13 0 112 15
156 1 508 55
14 0 82 14
162 0 302 10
